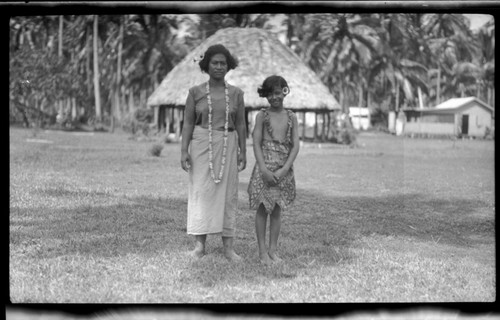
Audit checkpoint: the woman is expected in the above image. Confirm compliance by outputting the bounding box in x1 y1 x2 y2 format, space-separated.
180 44 247 262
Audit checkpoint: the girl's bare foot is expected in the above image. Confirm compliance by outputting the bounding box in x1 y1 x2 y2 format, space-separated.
268 251 282 263
224 249 243 262
259 252 273 265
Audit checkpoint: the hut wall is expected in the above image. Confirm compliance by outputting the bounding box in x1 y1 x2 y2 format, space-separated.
420 113 455 123
461 104 493 137
404 122 455 135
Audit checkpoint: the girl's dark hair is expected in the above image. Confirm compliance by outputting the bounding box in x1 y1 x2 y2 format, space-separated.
257 75 290 97
198 44 238 73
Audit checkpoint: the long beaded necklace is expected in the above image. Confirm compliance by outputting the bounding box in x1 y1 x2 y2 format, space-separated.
206 81 230 184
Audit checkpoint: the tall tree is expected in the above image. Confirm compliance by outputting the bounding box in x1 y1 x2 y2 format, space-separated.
477 19 495 105
298 14 379 111
93 15 102 121
423 13 480 104
367 14 429 111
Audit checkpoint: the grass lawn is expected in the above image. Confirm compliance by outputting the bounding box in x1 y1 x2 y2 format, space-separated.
9 127 495 303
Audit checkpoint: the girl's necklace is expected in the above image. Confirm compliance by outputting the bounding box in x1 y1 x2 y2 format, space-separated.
206 81 229 184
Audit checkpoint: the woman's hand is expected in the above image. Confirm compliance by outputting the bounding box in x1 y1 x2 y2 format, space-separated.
261 168 278 186
181 151 192 172
238 152 246 172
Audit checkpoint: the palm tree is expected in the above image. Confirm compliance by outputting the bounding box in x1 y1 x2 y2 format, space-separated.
422 13 480 104
368 14 429 112
196 13 273 40
93 15 102 121
296 14 380 112
477 19 495 105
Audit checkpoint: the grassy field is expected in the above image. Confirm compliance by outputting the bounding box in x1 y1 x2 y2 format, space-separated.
9 126 495 303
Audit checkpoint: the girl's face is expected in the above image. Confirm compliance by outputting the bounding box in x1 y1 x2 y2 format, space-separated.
208 53 228 80
266 86 285 109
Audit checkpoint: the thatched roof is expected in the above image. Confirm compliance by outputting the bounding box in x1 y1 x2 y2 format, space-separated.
147 27 341 112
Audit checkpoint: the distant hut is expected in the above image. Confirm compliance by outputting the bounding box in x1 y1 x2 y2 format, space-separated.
147 27 341 141
402 97 494 138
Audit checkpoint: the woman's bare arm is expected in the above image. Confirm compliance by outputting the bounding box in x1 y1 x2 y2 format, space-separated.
180 90 196 171
235 90 247 171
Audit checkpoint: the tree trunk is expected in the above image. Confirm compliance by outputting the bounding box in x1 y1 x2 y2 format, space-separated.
71 97 77 120
86 29 92 101
339 89 345 113
58 16 63 58
128 89 134 113
395 81 400 112
418 86 424 109
110 97 115 133
175 108 181 139
93 15 102 122
476 80 481 99
114 19 123 128
436 66 441 105
358 82 363 108
492 86 495 107
487 86 492 106
140 89 146 109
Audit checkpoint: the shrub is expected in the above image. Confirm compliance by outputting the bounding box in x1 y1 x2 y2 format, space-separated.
148 143 164 157
329 114 357 145
122 108 154 136
484 127 494 140
340 127 357 145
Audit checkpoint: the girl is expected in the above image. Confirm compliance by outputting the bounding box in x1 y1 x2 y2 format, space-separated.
248 75 300 265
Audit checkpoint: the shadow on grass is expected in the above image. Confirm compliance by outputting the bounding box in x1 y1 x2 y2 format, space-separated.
10 185 494 287
10 194 190 259
290 187 494 249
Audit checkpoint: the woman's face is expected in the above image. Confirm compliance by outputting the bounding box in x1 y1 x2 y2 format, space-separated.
266 86 285 109
208 53 228 80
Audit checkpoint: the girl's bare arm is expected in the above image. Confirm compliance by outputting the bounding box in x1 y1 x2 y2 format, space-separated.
280 113 300 172
252 111 267 172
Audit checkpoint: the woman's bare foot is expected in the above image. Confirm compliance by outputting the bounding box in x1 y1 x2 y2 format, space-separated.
268 251 282 263
188 242 205 259
224 249 243 262
188 247 205 259
259 252 273 265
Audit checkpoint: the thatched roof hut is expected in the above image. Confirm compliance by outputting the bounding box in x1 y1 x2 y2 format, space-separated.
148 27 341 141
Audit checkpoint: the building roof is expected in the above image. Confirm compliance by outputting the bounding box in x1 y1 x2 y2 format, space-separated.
402 97 494 114
147 27 341 112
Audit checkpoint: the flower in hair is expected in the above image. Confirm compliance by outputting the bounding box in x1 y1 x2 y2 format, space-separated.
282 86 290 95
193 54 204 63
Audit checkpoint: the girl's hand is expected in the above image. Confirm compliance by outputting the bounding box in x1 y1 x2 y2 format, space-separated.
274 167 288 182
238 152 246 172
181 151 192 172
261 169 278 186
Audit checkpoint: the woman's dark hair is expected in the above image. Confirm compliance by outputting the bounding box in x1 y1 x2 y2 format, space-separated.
198 44 238 73
257 75 290 97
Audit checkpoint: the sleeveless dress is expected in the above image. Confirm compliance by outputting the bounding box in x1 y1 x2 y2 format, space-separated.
186 83 244 237
248 109 296 214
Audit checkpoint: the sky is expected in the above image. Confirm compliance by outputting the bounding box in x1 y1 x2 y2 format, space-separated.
463 14 493 30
